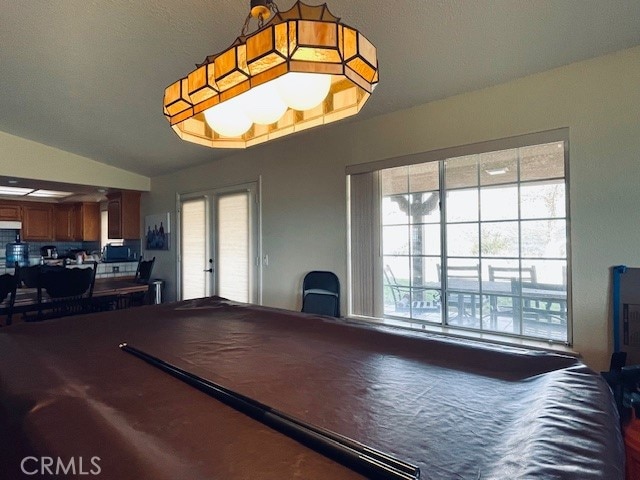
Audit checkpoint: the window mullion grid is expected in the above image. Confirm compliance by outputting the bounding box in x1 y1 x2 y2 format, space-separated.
439 160 447 327
405 171 414 320
408 193 413 319
562 140 572 345
476 155 483 330
375 137 568 343
516 148 523 336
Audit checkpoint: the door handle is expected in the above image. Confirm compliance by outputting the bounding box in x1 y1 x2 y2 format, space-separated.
204 258 213 273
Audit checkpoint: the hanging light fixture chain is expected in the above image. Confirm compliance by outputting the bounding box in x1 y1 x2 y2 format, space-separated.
240 11 253 37
241 0 279 36
258 0 279 28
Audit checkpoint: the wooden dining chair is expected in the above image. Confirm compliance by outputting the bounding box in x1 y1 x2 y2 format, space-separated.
122 256 156 308
34 262 97 321
18 264 66 288
134 256 156 284
0 268 18 326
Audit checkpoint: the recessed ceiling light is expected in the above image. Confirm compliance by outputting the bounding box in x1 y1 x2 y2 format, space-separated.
28 190 73 198
0 186 33 195
97 188 107 193
7 180 19 184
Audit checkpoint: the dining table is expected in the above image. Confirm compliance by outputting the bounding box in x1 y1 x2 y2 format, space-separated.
393 278 568 334
451 279 567 332
10 276 150 321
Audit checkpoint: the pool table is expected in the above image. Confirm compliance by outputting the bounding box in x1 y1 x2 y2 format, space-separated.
0 296 624 479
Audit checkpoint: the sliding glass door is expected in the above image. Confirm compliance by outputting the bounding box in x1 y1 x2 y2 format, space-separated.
349 132 570 344
179 182 260 303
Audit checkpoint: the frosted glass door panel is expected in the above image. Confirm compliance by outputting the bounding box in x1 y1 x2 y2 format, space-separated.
216 192 250 303
181 198 207 300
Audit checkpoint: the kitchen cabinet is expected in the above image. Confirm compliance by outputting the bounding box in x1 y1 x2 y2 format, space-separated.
107 191 141 239
54 203 101 241
54 204 77 241
1 200 100 241
0 202 22 221
22 203 55 241
75 202 100 241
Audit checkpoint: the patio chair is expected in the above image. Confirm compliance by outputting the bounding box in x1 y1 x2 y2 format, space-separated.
511 279 567 339
437 264 482 322
384 265 440 315
488 265 537 327
384 265 410 311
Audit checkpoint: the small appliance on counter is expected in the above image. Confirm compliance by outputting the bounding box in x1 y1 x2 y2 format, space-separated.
40 245 59 259
102 244 131 262
5 234 29 267
67 248 86 259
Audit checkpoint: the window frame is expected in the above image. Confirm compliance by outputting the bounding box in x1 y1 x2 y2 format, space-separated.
347 128 572 346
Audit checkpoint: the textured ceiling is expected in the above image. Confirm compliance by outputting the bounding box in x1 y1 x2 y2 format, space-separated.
1 0 639 178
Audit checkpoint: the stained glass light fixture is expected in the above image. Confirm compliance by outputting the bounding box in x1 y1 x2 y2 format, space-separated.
163 0 378 148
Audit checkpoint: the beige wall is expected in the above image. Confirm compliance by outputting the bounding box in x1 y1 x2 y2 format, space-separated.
0 131 150 191
146 45 640 371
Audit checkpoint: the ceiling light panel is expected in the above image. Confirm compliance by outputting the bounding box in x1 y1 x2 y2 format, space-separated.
0 186 34 196
28 190 74 198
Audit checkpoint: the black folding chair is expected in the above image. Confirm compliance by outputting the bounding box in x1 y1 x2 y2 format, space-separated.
301 271 340 318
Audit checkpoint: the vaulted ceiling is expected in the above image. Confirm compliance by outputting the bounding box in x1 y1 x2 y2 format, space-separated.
1 0 639 177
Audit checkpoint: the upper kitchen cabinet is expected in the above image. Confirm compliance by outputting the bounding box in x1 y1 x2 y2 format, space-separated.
107 191 141 239
75 203 100 241
52 203 102 241
0 202 21 221
22 203 54 241
54 204 77 241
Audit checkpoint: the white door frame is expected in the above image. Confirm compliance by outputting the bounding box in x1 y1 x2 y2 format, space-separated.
176 179 262 303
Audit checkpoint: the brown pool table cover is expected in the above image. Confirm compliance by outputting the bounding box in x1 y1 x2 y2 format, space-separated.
0 297 624 479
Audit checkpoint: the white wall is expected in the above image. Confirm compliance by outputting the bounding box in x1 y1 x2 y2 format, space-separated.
146 45 640 371
0 131 150 191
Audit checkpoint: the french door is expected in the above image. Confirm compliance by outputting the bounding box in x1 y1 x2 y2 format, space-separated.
179 182 260 303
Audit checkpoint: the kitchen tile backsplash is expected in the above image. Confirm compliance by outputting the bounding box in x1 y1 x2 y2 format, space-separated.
0 229 20 248
0 261 138 278
0 229 140 263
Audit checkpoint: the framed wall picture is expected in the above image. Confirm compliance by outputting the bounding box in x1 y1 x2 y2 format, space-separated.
145 213 170 250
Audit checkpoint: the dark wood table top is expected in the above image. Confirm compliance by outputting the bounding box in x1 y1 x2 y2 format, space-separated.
91 276 150 296
13 276 149 308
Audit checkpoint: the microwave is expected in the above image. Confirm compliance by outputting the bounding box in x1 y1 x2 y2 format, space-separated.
103 245 131 262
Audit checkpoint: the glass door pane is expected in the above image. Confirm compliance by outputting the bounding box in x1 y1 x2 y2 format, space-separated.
216 192 250 303
181 197 207 300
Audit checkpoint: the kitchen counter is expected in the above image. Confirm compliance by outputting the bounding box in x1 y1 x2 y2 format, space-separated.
0 260 140 279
